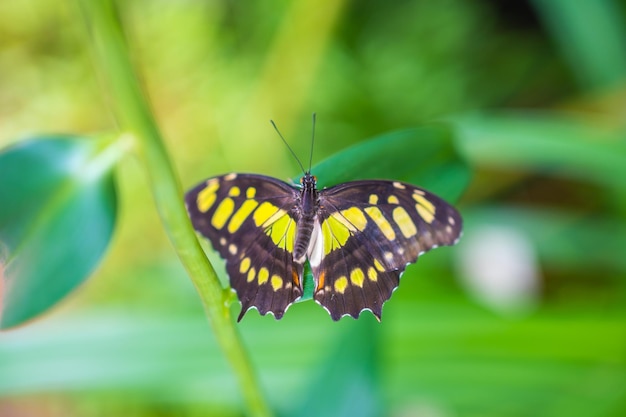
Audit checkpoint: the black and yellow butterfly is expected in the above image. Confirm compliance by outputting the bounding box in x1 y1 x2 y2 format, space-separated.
185 169 462 321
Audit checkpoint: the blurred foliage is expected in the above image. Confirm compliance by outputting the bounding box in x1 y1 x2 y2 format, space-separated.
1 0 626 416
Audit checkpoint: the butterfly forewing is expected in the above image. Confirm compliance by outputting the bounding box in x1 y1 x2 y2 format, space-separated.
185 173 303 320
313 180 462 320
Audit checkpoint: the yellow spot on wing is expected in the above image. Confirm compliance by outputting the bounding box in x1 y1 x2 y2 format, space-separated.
368 194 379 205
228 199 259 233
350 268 365 287
334 276 348 294
285 217 296 251
211 197 235 229
338 207 368 231
413 193 436 224
197 181 219 212
322 215 351 255
246 187 256 199
239 257 251 273
393 206 417 238
254 202 286 227
367 267 378 282
416 205 435 224
247 267 256 282
271 275 283 291
267 214 296 251
374 259 385 272
258 267 269 284
228 187 240 197
365 206 396 240
387 195 400 204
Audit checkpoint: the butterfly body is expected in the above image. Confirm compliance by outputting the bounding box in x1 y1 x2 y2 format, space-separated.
292 173 320 263
186 172 462 321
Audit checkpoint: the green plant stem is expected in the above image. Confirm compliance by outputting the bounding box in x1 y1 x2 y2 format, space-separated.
78 1 272 416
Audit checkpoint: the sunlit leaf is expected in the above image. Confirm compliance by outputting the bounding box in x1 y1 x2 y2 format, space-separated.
0 137 122 329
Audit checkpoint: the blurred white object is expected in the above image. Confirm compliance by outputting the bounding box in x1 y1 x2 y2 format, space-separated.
456 225 540 315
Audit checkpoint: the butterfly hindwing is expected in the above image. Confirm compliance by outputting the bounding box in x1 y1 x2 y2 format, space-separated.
185 173 303 320
312 180 462 320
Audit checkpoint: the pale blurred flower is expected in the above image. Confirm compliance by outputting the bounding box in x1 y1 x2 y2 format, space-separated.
456 225 540 315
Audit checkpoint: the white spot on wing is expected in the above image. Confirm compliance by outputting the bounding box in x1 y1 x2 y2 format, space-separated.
307 219 324 267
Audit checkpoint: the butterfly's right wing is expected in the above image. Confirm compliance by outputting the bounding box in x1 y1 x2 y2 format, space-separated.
313 180 462 320
185 173 303 320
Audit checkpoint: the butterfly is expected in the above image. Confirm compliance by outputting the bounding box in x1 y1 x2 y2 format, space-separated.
185 170 462 321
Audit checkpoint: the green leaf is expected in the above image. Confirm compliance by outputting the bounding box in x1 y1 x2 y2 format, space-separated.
451 111 626 190
287 319 383 417
531 0 626 89
0 136 125 329
310 124 470 202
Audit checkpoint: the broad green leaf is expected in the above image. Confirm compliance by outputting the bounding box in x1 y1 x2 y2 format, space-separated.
0 136 124 329
287 319 383 417
531 0 626 89
309 124 469 202
452 111 626 190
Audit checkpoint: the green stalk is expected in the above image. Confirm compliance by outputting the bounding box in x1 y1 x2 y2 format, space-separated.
78 1 272 416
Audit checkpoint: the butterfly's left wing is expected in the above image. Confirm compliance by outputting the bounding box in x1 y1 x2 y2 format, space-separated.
313 180 462 320
185 173 304 320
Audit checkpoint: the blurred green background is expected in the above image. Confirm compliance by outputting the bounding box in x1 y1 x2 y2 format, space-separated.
1 0 626 416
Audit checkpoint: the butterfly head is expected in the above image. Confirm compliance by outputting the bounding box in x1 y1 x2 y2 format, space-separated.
299 172 317 190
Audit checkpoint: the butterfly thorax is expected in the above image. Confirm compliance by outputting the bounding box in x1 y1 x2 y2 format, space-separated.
293 173 320 263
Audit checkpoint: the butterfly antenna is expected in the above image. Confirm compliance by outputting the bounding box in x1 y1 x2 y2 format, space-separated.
270 119 306 175
308 112 316 173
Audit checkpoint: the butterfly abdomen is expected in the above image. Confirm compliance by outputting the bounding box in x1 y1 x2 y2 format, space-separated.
293 217 315 263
